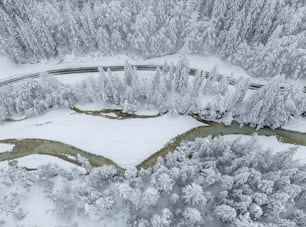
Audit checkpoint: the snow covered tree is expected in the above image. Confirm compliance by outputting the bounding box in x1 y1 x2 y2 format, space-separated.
174 56 189 94
142 188 160 207
97 67 108 104
151 209 172 227
183 207 202 225
150 67 162 105
225 78 249 116
182 182 207 206
243 75 303 128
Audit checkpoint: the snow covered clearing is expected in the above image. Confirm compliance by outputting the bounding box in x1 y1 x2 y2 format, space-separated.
0 109 203 168
222 134 306 164
0 143 14 153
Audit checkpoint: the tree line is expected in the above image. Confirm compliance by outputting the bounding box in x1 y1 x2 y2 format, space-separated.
0 58 305 129
1 0 306 78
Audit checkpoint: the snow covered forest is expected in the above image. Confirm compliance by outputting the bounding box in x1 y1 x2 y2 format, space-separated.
2 137 306 226
1 0 306 78
1 59 305 129
2 0 306 226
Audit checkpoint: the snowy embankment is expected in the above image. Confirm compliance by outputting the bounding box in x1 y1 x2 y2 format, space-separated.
0 109 202 168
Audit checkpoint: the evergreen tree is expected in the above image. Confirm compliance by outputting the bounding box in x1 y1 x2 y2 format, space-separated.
243 75 303 129
174 56 189 93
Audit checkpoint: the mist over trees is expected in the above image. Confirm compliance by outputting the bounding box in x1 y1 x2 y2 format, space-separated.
1 0 306 78
0 59 305 129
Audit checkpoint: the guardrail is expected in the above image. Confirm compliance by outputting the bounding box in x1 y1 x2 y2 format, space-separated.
0 65 303 92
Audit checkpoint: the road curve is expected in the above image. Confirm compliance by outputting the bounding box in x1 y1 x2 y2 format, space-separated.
0 65 304 92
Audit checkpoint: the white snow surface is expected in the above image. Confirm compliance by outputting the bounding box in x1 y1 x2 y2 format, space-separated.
284 117 306 133
222 134 306 164
0 154 82 170
0 109 203 168
0 143 14 153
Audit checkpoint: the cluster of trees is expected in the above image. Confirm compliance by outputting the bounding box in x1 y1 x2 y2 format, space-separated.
0 58 305 129
78 59 306 129
2 137 306 226
1 0 306 78
0 74 77 121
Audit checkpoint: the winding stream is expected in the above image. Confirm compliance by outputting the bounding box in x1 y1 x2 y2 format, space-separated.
137 120 306 169
1 108 306 172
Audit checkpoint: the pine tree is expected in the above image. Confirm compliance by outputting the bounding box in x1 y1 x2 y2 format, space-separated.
183 207 202 225
124 61 134 87
215 204 237 222
174 56 189 93
151 209 172 227
97 67 108 104
182 183 207 206
150 67 162 105
142 188 160 207
243 75 302 128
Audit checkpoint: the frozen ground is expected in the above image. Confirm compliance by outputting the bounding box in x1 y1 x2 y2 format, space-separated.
222 134 306 164
0 109 203 168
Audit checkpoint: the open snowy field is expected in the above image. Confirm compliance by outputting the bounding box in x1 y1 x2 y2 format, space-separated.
0 109 203 168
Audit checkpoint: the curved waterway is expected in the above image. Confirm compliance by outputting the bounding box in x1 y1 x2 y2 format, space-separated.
0 109 306 172
137 119 306 169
